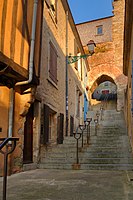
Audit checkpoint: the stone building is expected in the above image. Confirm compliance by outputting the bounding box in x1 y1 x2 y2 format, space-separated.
123 0 133 149
37 0 89 163
0 0 43 175
77 0 127 111
0 0 89 174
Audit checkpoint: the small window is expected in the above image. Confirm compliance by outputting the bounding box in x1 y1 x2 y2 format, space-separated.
45 0 58 23
97 25 103 35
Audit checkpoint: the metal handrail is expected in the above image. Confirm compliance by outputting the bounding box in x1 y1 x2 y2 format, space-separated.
0 138 18 150
0 137 19 200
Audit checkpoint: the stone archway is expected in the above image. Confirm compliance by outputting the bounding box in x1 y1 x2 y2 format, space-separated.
88 64 127 111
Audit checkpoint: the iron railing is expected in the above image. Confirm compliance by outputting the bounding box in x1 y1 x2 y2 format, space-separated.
0 137 19 200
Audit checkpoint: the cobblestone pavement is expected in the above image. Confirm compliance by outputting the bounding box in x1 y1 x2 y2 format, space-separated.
0 169 133 200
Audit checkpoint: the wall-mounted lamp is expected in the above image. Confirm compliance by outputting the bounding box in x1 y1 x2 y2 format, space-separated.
68 40 96 64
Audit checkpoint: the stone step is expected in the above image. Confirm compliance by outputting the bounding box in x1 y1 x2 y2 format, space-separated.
79 158 133 165
39 110 133 171
42 156 133 164
39 163 133 171
80 164 133 171
82 152 133 158
39 163 72 170
41 157 75 164
40 145 132 155
84 147 132 153
41 151 133 159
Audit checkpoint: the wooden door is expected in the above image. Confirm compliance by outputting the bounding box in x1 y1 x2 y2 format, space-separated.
57 113 64 144
23 104 34 164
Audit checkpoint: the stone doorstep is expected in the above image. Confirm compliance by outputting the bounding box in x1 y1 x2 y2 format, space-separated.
23 163 38 171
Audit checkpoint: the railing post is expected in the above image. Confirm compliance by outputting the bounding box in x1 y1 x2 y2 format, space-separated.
3 147 8 200
96 111 100 123
0 138 19 200
85 118 92 145
79 125 86 148
94 119 98 136
100 106 104 121
73 132 82 164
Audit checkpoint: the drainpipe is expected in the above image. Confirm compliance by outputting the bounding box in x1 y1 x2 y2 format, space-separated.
8 88 15 138
65 11 68 136
16 0 38 86
8 0 38 138
131 60 133 117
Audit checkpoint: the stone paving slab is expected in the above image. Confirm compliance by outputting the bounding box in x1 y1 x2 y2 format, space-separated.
0 169 133 200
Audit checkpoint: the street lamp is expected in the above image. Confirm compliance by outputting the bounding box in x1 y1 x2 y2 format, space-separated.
68 40 96 64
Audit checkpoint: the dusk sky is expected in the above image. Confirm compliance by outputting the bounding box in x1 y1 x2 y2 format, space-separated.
68 0 113 24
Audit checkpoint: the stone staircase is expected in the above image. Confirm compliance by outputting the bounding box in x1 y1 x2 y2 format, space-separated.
39 110 133 170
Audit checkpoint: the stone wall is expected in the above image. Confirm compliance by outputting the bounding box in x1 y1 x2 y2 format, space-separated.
77 0 127 111
37 0 88 146
77 16 113 46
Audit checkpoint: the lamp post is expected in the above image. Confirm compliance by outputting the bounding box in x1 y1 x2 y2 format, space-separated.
85 117 92 145
68 40 96 64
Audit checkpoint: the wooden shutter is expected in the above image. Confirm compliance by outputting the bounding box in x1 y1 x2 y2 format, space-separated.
43 104 49 144
57 113 64 144
49 41 57 84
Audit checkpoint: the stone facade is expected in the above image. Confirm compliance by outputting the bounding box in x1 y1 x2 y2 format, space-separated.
37 0 89 150
77 0 127 111
0 0 89 175
123 0 133 149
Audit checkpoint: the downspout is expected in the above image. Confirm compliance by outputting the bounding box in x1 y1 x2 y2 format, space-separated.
16 0 38 86
65 11 68 136
8 88 15 138
131 60 133 117
8 0 38 138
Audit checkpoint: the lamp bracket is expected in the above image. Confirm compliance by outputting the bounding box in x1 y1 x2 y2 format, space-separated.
68 53 92 64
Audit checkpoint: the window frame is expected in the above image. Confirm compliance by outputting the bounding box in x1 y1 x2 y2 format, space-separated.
96 25 103 35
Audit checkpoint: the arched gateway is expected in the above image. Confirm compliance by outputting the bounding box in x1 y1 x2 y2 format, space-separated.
88 64 127 111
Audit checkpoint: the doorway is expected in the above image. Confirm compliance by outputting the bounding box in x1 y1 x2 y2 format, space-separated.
23 104 34 164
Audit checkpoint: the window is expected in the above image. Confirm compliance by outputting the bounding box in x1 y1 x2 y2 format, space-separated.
45 0 57 23
49 41 58 84
97 25 103 35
